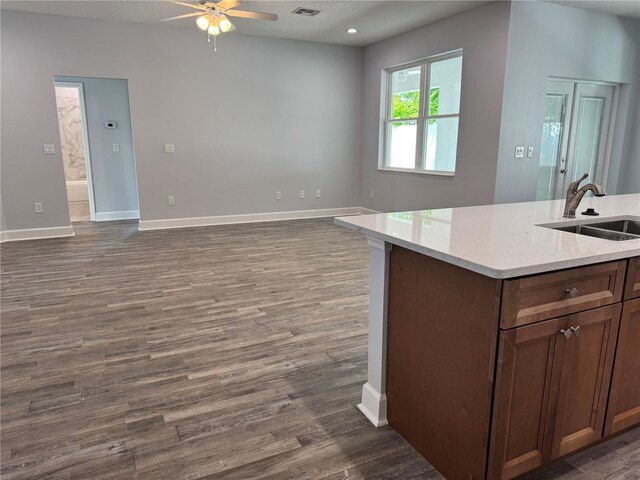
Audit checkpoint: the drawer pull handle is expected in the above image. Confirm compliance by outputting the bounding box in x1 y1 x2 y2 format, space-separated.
565 287 578 298
570 326 581 337
560 329 573 339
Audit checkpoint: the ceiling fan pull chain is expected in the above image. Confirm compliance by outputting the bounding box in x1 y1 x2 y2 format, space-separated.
214 34 217 52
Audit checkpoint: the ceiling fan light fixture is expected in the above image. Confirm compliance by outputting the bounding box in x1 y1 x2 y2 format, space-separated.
208 17 221 35
196 14 211 30
217 14 233 33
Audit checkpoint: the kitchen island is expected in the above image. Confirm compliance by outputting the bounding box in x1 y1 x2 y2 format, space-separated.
335 194 640 480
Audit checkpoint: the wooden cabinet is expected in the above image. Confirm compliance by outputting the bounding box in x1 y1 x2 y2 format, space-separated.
385 252 639 480
624 257 640 300
488 319 560 480
501 261 626 328
488 304 620 479
605 298 640 435
549 304 620 459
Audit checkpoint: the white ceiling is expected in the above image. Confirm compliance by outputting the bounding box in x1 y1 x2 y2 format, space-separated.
2 1 639 47
549 0 640 19
0 0 491 47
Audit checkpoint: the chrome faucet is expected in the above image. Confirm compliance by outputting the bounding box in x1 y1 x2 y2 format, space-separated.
563 173 606 218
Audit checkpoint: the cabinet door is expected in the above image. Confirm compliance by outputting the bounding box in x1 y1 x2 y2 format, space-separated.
550 304 621 459
605 298 640 435
488 318 564 480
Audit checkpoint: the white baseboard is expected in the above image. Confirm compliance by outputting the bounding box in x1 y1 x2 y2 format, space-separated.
359 208 380 215
95 210 140 222
0 226 75 243
357 382 388 427
138 207 372 232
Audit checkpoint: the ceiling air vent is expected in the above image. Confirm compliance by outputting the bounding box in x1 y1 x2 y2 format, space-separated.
291 7 320 17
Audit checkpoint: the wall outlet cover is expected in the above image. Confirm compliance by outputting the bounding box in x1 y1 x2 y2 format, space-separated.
164 144 175 154
34 202 43 213
275 191 282 200
315 190 321 198
43 144 55 155
515 146 524 158
113 143 120 152
168 195 175 206
299 190 305 199
527 146 534 158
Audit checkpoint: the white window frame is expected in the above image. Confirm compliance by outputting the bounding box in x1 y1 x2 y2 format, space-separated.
380 50 463 176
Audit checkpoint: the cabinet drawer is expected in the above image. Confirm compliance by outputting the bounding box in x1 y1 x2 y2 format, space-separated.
624 257 640 300
501 261 626 328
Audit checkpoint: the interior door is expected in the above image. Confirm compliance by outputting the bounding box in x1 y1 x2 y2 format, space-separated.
561 83 614 197
536 81 573 201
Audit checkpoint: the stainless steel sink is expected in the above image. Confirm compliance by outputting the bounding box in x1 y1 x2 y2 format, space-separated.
589 219 640 236
547 218 640 241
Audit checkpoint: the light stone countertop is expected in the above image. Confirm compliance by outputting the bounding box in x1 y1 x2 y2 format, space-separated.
335 194 640 279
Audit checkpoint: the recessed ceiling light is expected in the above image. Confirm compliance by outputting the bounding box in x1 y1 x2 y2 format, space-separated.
346 28 358 34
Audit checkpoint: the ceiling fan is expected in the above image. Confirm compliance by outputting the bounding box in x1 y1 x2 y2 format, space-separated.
163 0 278 51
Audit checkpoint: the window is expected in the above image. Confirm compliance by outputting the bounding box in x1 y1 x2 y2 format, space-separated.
383 52 463 174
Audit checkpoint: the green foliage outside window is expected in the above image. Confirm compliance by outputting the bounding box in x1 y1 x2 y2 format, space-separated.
391 87 440 126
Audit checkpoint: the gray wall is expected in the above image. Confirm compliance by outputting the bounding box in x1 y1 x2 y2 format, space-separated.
56 77 139 215
359 1 511 212
494 1 640 204
1 10 363 230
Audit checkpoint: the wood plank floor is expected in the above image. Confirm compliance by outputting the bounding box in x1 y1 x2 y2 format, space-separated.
1 219 638 479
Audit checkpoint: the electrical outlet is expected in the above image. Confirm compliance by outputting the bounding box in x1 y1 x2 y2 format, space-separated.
113 143 120 152
43 144 55 155
315 189 321 198
527 146 534 158
168 195 175 206
275 191 282 200
370 189 374 199
34 202 43 213
515 147 524 158
299 190 305 199
164 144 175 154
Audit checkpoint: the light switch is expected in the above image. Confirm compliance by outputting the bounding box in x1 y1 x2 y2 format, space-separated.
113 143 120 152
164 144 175 154
43 144 55 155
514 147 524 158
527 146 534 158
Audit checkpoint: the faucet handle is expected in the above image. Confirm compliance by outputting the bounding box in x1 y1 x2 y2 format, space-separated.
567 173 589 195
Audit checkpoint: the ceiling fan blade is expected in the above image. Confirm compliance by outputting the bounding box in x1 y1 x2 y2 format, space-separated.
216 0 243 10
170 1 208 11
161 11 203 21
226 9 278 21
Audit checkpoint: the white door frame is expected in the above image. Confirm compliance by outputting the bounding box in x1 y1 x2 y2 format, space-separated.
54 81 96 221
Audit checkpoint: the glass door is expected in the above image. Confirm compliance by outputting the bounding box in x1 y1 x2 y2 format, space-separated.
536 81 573 200
537 81 615 200
562 83 614 195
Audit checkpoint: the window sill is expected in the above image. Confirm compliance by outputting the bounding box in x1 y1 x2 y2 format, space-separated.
377 167 455 177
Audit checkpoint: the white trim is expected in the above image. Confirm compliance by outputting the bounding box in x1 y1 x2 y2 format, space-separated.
95 210 140 222
358 208 380 215
138 207 372 231
54 81 97 222
358 382 388 427
0 226 75 243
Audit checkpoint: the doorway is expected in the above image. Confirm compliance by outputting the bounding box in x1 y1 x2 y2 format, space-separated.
53 76 140 224
54 82 95 222
536 80 616 200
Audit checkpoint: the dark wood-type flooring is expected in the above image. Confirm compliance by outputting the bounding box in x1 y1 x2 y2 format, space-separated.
1 219 638 479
